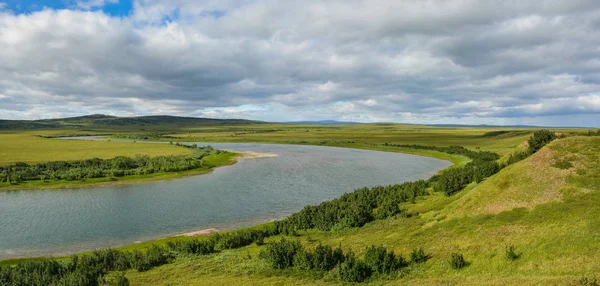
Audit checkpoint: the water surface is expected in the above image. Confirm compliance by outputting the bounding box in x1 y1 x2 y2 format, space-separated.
0 142 451 259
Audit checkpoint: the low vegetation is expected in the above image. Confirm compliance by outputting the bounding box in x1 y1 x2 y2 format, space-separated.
0 144 221 184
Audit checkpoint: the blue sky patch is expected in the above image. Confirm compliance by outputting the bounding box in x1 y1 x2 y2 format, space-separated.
0 0 133 16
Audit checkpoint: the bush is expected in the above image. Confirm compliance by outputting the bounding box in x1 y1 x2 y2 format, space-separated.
338 251 372 283
449 252 468 270
312 244 344 271
364 245 404 274
260 238 303 269
167 239 216 255
505 245 520 261
292 249 314 270
506 151 529 165
410 247 428 264
528 129 557 153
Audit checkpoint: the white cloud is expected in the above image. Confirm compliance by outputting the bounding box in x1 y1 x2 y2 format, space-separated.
0 1 600 126
357 99 377 106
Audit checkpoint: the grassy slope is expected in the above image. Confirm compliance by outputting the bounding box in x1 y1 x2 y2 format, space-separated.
124 136 600 285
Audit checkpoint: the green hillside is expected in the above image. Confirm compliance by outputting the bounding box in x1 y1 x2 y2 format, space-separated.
120 136 600 285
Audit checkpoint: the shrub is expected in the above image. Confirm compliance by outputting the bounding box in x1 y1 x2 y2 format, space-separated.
364 245 404 274
410 247 428 264
372 199 401 219
338 251 372 283
528 129 557 153
312 244 344 271
505 245 520 261
167 239 216 255
260 238 303 269
506 151 529 165
293 250 314 270
449 253 468 270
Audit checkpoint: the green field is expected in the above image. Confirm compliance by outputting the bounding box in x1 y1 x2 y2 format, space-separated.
1 117 599 285
164 124 535 156
0 132 192 166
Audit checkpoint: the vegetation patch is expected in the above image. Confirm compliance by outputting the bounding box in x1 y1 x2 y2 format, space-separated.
552 159 574 169
0 144 223 185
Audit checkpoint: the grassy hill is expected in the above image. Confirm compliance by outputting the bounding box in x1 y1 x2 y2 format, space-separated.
121 136 600 285
0 114 262 130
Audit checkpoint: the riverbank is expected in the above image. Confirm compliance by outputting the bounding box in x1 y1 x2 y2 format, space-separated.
0 152 239 191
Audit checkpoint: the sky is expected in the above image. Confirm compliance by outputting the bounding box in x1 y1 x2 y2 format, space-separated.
0 1 599 127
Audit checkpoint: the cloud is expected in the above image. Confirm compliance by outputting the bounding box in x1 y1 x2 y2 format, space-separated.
0 0 599 126
75 0 119 10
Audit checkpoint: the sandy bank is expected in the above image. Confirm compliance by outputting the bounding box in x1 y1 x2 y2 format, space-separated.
179 228 220 237
225 150 279 158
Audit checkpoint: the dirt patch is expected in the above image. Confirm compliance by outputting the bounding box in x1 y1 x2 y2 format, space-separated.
224 150 279 158
179 228 220 237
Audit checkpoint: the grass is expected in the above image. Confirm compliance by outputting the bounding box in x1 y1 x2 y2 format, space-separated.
117 136 600 285
164 124 536 156
0 131 192 166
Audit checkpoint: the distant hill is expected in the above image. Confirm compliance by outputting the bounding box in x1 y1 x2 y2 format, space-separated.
0 114 263 130
427 123 584 128
281 120 362 125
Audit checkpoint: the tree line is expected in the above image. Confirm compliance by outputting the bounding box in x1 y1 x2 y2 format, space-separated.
0 144 221 184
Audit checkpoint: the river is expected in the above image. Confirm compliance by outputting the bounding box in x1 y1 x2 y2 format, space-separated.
0 142 451 259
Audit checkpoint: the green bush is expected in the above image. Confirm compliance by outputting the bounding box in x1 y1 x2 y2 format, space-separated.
505 245 520 261
410 247 428 264
528 129 557 153
260 238 303 269
449 252 468 270
292 249 314 271
312 244 344 271
338 251 372 283
167 239 216 255
364 245 404 274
